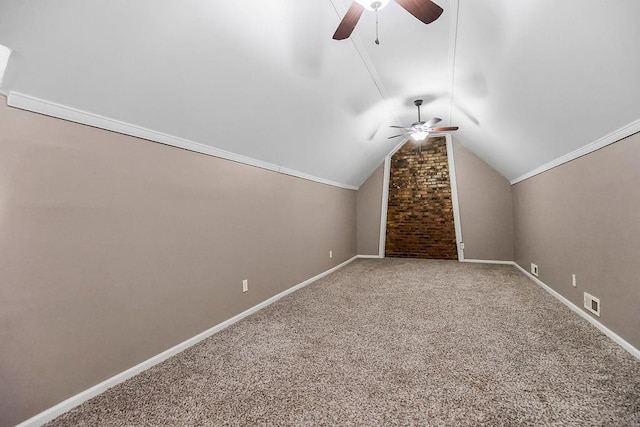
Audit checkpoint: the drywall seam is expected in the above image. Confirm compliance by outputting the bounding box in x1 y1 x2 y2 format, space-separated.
512 263 640 361
327 0 400 126
15 256 359 427
5 92 359 191
446 135 464 261
510 119 640 184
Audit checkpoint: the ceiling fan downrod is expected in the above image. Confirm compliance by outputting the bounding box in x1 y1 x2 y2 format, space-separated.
374 3 380 45
415 99 423 123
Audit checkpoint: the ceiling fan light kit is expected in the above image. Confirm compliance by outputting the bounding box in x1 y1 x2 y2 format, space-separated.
411 131 429 142
388 99 459 142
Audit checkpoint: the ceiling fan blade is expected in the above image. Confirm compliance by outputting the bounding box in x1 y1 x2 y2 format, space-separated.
332 2 365 40
393 0 444 25
427 126 459 132
387 134 404 139
425 117 442 128
389 125 412 129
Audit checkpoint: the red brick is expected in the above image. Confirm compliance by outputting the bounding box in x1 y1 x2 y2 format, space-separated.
385 137 458 259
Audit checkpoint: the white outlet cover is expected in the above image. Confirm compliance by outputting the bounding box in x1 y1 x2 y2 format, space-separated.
531 263 539 277
242 279 248 293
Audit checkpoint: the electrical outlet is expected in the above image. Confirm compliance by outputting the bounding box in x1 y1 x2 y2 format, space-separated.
329 250 333 259
572 274 577 287
242 279 248 293
584 292 600 317
531 263 539 277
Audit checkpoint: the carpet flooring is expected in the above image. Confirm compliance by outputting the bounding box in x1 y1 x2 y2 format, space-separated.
49 259 640 426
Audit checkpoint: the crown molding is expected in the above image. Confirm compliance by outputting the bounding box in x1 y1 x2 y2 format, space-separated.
511 118 640 185
6 92 359 191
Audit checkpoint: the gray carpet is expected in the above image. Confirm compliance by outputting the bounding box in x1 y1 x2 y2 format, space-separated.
49 259 640 426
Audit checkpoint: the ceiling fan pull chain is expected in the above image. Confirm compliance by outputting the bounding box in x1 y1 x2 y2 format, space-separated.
375 7 380 45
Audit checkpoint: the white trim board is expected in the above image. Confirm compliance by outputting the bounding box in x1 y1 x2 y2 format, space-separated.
380 135 464 261
16 256 359 427
511 262 640 361
6 92 358 191
378 139 403 258
356 254 384 259
15 256 640 425
446 135 464 262
378 155 391 257
510 118 640 184
465 259 639 359
463 259 513 265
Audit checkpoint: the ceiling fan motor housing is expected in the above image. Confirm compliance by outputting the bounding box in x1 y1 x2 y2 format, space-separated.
354 0 391 11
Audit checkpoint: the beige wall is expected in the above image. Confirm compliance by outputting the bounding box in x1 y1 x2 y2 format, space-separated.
452 140 514 261
512 132 640 350
0 99 357 426
356 163 384 256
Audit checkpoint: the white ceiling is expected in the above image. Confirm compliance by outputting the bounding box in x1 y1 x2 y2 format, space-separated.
1 1 639 187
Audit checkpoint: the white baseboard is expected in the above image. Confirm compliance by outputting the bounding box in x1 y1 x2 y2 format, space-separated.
463 259 514 265
511 262 640 361
464 259 639 360
17 256 638 426
16 256 358 427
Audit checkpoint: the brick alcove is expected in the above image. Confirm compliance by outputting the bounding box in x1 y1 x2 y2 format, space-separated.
385 137 458 259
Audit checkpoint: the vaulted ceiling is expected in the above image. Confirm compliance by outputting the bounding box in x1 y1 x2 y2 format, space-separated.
1 1 639 187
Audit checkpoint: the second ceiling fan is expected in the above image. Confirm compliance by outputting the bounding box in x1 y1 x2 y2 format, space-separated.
333 0 443 41
388 99 458 141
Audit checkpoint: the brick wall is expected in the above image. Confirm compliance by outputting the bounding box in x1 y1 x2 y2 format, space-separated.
385 137 458 259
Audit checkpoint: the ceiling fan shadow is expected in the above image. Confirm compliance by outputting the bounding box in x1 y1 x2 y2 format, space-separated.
452 102 480 126
367 123 382 141
288 1 326 78
345 94 379 116
456 71 489 99
402 93 441 107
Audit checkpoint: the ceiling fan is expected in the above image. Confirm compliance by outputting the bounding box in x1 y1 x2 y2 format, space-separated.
333 0 443 42
388 99 459 141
